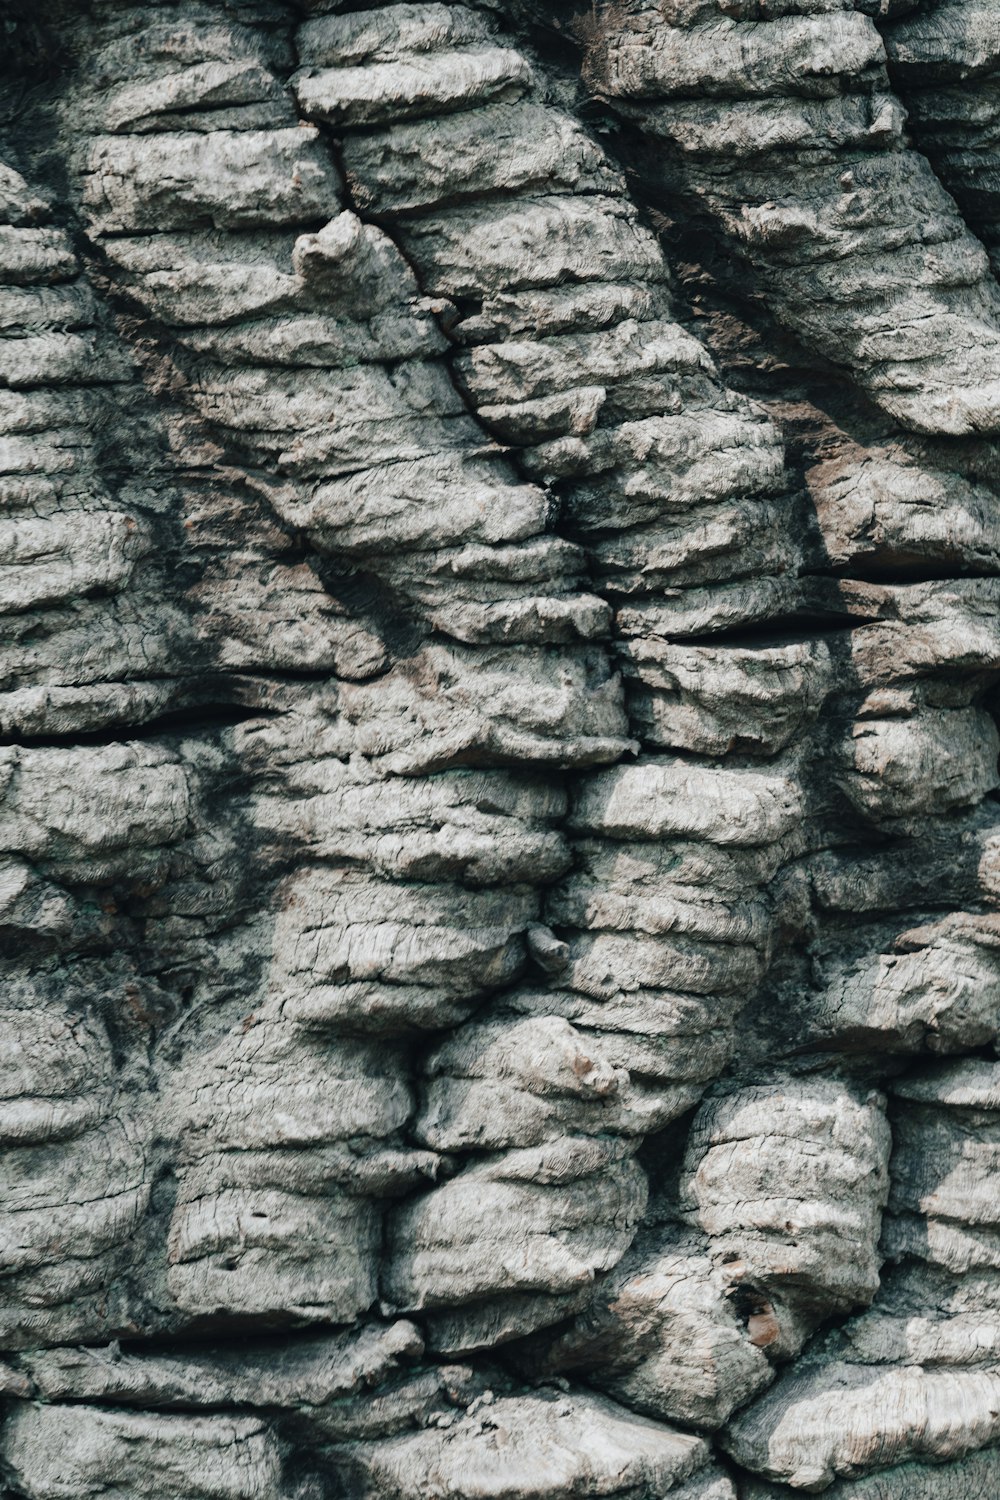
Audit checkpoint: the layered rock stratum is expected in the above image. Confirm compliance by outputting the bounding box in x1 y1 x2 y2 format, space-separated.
2 0 1000 1493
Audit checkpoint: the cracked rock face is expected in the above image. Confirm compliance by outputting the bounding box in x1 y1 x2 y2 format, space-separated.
3 0 1000 1493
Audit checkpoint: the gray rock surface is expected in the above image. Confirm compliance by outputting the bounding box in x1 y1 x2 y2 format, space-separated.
3 0 1000 1492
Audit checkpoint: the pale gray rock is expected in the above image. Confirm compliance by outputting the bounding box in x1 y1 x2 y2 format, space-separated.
519 1227 775 1430
583 0 1000 434
785 912 1000 1054
883 1060 1000 1272
884 1 1000 275
619 638 832 756
330 1388 726 1500
740 1449 1000 1498
680 1078 891 1354
4 1404 288 1500
805 441 1000 573
21 1318 425 1409
3 0 1000 1492
726 1358 1000 1490
722 1056 1000 1490
82 126 339 232
384 1136 647 1335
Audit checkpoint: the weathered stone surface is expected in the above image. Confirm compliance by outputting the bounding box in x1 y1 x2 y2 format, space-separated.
519 1226 774 1430
579 0 1000 435
3 0 1000 1491
680 1078 891 1355
884 1 1000 277
726 1358 1000 1490
5 1405 287 1499
331 1389 724 1500
741 1450 1000 1499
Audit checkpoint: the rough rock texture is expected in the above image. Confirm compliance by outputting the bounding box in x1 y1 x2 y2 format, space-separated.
3 0 1000 1493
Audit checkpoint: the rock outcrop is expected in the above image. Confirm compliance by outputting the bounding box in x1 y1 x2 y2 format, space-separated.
3 0 1000 1493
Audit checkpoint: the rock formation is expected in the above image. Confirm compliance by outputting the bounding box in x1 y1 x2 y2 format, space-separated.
2 0 1000 1493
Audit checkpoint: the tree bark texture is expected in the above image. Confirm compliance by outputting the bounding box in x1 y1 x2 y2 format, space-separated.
2 0 1000 1494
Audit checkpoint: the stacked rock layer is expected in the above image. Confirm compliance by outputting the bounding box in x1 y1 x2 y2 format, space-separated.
2 0 1000 1494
